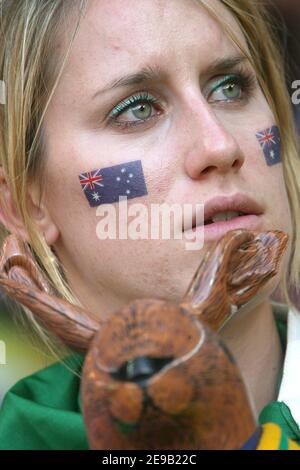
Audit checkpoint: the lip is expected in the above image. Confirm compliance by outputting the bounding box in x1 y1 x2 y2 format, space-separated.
196 214 263 242
183 193 264 242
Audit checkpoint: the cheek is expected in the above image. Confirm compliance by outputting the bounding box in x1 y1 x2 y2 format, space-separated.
239 122 283 177
43 152 171 258
239 126 292 232
42 150 101 250
272 170 293 234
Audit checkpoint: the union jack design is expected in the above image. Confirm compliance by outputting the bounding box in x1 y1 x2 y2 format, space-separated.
256 125 281 166
256 128 277 148
79 169 104 191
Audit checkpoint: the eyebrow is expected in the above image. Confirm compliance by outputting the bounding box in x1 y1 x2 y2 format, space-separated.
92 54 249 99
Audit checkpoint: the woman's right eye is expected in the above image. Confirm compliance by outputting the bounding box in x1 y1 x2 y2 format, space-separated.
107 91 164 130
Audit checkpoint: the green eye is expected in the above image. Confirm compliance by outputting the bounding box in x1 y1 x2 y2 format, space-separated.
209 74 244 102
222 82 241 100
130 102 152 120
109 91 160 124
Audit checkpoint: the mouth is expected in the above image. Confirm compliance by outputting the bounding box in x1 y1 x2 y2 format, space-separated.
183 193 264 241
203 210 246 226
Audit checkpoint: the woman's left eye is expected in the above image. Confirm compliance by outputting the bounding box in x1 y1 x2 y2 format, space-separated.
107 91 163 130
208 74 251 103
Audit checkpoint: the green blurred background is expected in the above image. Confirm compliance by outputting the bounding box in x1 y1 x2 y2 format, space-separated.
0 295 56 406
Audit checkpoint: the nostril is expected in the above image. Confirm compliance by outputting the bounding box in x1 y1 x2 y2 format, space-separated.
201 165 216 176
111 356 174 387
232 158 242 169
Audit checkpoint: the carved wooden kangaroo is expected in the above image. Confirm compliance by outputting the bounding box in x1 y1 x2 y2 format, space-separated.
0 229 288 449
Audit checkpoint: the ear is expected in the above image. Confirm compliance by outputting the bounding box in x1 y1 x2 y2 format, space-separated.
0 166 60 246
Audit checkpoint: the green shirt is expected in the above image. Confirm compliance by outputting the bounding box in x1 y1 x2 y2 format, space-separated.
0 305 299 450
0 354 88 450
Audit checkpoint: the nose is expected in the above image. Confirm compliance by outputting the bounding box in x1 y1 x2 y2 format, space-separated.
111 356 174 388
182 94 245 179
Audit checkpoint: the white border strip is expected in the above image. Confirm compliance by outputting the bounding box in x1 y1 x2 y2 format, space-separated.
0 80 6 105
278 307 300 428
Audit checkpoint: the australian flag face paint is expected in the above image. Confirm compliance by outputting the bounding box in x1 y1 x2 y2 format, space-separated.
256 125 281 166
79 160 148 207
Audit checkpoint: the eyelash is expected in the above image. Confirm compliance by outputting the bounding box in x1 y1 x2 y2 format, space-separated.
107 71 257 131
107 91 162 130
209 72 257 104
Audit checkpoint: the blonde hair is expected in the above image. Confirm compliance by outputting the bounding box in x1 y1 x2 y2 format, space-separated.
0 0 89 358
0 0 299 351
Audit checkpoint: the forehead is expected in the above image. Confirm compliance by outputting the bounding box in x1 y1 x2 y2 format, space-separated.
52 0 248 103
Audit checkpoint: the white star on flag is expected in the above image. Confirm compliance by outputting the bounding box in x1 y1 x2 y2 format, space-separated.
92 192 101 201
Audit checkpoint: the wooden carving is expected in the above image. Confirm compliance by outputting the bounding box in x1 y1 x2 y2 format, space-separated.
0 229 288 449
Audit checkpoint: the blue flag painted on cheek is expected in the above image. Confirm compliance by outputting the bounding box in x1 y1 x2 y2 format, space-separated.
256 125 281 166
79 160 148 207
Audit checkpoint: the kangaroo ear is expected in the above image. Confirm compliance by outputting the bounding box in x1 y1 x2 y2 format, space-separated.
0 233 100 352
181 229 288 330
0 166 60 246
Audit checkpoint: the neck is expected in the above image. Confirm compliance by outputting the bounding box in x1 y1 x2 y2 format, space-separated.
219 299 283 416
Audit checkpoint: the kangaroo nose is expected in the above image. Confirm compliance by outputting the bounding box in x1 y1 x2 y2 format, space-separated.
111 356 174 387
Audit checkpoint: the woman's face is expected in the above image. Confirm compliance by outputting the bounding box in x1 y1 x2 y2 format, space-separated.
40 0 292 316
